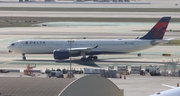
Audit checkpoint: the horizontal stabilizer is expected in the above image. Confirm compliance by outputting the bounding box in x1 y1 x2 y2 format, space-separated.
150 38 175 45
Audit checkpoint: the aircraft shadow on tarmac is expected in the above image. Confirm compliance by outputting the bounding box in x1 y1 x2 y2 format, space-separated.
14 59 100 67
56 59 100 67
14 57 165 67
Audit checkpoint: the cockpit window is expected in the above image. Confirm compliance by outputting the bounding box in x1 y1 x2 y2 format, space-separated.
11 43 15 46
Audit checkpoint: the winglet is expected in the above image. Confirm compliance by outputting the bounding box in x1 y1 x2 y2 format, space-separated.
140 17 171 40
164 38 175 41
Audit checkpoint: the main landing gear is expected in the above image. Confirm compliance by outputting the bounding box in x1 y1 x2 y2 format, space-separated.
22 54 26 60
80 56 98 61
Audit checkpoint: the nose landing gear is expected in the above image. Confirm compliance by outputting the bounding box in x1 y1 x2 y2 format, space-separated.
22 54 26 60
8 50 12 53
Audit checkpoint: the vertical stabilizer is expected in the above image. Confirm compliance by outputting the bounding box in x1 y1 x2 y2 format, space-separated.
140 17 171 40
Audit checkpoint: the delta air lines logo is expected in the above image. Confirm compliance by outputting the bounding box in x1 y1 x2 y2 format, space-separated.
151 24 167 39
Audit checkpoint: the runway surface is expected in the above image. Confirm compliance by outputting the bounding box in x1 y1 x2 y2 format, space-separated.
0 0 180 8
0 23 179 39
0 11 180 18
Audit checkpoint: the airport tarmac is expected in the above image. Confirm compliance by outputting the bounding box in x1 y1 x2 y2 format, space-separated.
109 74 180 96
1 11 180 18
0 0 180 8
0 23 179 40
0 1 179 96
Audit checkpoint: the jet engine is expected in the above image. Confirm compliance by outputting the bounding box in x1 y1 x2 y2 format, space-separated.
53 50 69 60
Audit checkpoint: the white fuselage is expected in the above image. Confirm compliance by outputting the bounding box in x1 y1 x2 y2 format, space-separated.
7 39 154 54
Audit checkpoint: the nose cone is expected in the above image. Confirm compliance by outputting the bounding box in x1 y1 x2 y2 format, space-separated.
7 45 11 50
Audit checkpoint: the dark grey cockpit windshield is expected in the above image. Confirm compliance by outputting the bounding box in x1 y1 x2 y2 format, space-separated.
11 43 15 46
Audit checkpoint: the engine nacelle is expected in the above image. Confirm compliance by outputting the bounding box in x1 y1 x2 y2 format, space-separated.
53 50 69 60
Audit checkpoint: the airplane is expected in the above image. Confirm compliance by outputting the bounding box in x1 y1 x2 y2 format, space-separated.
7 17 172 61
150 84 180 96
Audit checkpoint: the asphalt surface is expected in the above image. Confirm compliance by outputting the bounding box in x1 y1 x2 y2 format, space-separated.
0 0 179 8
0 11 180 18
0 0 180 96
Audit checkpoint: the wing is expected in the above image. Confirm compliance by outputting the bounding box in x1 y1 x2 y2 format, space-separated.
67 45 98 53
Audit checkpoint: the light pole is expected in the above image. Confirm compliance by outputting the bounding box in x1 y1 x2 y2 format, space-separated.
68 40 74 78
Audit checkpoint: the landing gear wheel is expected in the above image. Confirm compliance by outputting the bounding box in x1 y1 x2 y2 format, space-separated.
22 57 26 60
137 53 141 57
87 56 93 61
22 54 26 60
81 58 86 61
93 56 98 60
80 56 98 61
